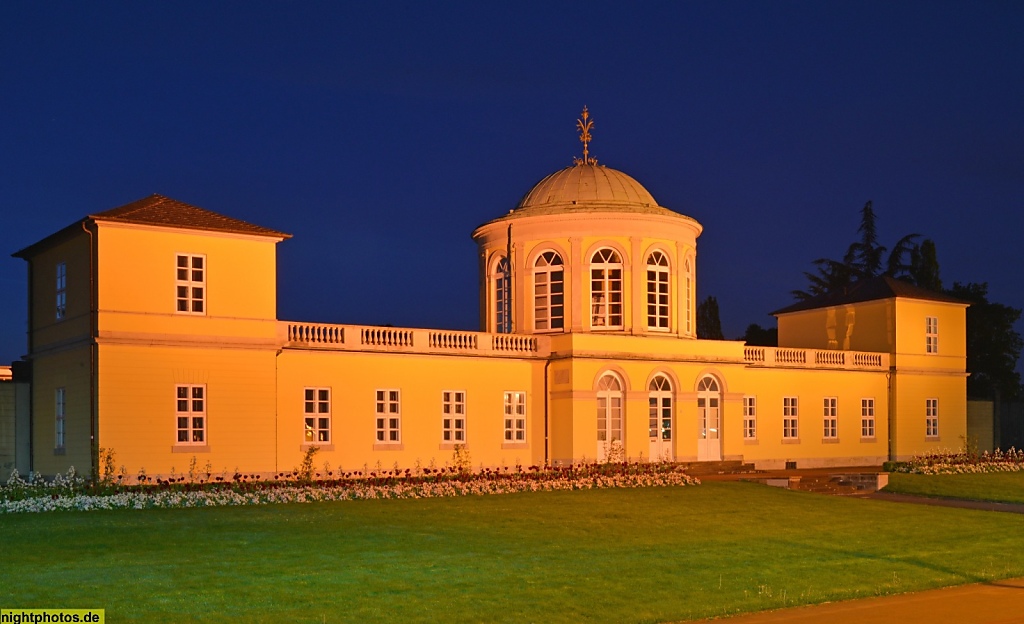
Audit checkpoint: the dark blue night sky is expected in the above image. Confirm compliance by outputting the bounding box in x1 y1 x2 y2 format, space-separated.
2 2 1022 366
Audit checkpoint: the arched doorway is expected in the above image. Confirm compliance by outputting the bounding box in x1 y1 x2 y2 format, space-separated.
596 373 624 462
648 375 673 461
696 376 721 461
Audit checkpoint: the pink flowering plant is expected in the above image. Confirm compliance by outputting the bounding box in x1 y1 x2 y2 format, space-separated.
1 460 700 514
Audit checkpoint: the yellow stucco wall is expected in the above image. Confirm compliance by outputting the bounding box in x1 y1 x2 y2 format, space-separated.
97 343 279 477
25 232 93 353
31 347 93 476
96 223 279 342
276 350 546 474
778 300 895 353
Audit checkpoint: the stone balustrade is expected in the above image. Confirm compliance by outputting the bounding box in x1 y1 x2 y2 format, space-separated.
743 346 888 370
280 322 544 357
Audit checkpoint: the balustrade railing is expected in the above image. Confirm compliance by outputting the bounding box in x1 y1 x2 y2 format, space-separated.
287 323 344 344
429 331 478 350
361 327 414 347
280 322 543 357
743 346 887 370
492 334 538 353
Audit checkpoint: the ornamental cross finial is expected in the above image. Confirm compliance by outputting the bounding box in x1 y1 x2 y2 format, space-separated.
574 106 597 166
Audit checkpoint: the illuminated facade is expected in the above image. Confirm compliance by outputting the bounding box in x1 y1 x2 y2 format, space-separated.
12 153 968 479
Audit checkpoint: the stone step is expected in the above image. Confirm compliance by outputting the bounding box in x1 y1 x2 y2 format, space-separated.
678 460 759 476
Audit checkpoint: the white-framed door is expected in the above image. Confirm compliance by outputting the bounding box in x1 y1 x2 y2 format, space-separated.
648 375 673 461
596 373 623 462
696 376 721 461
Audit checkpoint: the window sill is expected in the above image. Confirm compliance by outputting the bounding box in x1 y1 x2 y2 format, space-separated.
781 438 800 444
926 436 941 442
743 439 758 445
822 438 840 444
172 445 210 453
502 442 529 450
439 443 468 451
53 447 66 456
860 437 877 443
300 444 335 452
373 443 404 451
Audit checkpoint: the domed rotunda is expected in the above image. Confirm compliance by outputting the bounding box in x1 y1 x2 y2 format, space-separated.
472 118 702 338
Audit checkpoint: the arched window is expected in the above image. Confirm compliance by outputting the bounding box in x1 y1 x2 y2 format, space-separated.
596 374 623 460
533 251 564 331
493 256 511 333
646 251 670 330
684 258 693 335
590 248 623 329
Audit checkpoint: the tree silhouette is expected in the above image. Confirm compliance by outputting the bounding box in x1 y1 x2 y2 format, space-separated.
697 296 724 340
793 201 921 300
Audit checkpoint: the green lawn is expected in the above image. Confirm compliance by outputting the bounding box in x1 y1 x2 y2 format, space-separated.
884 471 1024 504
4 482 1024 623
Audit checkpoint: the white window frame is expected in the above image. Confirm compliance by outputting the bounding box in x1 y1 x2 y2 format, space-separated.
590 248 623 329
56 262 66 321
646 251 670 331
503 391 526 443
861 398 876 438
303 387 331 443
176 254 206 315
926 316 938 354
783 397 799 439
175 384 206 445
442 390 466 443
375 389 401 444
926 398 939 438
743 395 757 440
55 387 66 449
823 397 837 439
533 251 565 331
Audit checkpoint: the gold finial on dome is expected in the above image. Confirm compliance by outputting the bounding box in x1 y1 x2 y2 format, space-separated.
573 106 598 166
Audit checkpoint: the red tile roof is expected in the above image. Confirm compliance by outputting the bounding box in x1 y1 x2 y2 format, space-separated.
14 194 290 258
91 194 291 238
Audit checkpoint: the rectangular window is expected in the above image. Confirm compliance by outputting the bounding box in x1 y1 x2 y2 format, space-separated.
743 396 756 439
504 391 526 442
783 397 799 439
375 389 401 443
303 387 331 443
175 385 206 444
822 397 837 439
926 398 939 438
176 254 206 314
55 387 66 449
442 391 466 443
926 316 938 353
55 262 66 320
861 398 876 438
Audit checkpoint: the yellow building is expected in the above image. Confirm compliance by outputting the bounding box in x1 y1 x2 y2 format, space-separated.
12 157 968 479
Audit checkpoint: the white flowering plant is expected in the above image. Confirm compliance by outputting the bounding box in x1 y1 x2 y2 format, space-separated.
0 461 700 514
890 447 1024 475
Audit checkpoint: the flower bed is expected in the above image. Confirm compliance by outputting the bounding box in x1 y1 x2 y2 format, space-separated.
1 462 700 514
890 447 1024 475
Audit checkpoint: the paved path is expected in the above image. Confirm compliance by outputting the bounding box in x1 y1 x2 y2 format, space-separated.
692 577 1024 623
863 491 1024 514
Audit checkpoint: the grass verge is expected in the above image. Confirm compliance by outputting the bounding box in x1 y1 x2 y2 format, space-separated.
884 471 1024 504
4 482 1024 623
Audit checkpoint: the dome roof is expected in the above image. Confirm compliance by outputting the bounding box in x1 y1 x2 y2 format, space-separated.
517 164 657 209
